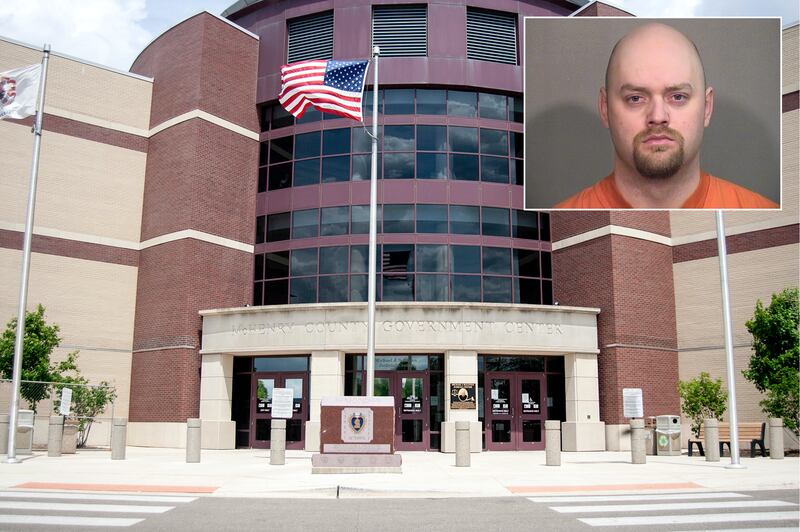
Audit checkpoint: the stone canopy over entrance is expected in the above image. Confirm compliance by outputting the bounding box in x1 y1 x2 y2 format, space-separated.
198 303 603 452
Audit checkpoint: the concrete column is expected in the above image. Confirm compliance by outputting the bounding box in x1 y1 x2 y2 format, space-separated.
563 353 605 451
306 350 345 452
186 418 201 463
0 414 8 455
545 420 561 466
48 416 64 457
111 418 127 460
270 419 286 465
704 419 720 462
198 353 235 449
769 418 784 459
630 419 645 464
455 421 470 467
442 351 481 453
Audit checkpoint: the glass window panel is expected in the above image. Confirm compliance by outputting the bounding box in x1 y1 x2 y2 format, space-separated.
253 356 309 372
514 249 540 277
296 106 322 124
319 275 348 302
256 215 265 244
452 275 480 301
482 207 510 237
352 154 381 181
259 106 270 132
382 274 414 301
483 247 511 275
483 276 512 303
320 206 349 236
449 126 478 153
290 277 317 303
253 281 263 305
510 131 524 158
384 125 414 151
510 96 524 123
511 158 524 186
266 212 290 242
540 212 551 241
374 376 391 396
416 204 448 233
547 356 565 373
382 244 414 273
350 274 368 302
264 279 289 305
542 251 552 278
384 88 414 115
254 254 264 281
416 274 449 301
417 244 448 272
361 89 382 117
351 205 382 234
292 208 318 239
384 153 414 179
514 277 541 304
259 142 269 166
512 210 538 239
383 204 414 233
416 89 446 115
322 155 350 182
293 158 320 186
272 105 293 129
350 245 369 273
450 154 479 181
447 90 477 117
416 153 447 179
291 248 318 276
417 125 447 151
522 420 542 443
450 205 480 234
479 92 507 120
258 167 267 192
451 245 480 273
542 280 553 305
352 127 373 153
255 418 271 440
270 136 293 163
268 162 292 190
480 156 509 183
295 131 321 159
480 128 508 156
319 245 348 274
323 128 350 155
265 251 290 279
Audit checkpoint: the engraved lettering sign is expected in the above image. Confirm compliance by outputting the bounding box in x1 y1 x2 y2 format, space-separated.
341 407 373 443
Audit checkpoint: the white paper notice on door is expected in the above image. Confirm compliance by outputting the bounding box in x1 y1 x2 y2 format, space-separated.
521 393 529 403
491 389 499 400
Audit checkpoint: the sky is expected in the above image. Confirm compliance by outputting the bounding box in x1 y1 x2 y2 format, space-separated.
0 0 798 72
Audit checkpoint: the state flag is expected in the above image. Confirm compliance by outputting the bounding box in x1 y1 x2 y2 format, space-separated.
0 64 41 120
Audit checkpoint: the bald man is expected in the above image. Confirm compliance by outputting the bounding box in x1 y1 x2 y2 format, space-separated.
556 23 777 209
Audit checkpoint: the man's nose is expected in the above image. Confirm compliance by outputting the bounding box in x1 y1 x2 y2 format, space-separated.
646 98 669 126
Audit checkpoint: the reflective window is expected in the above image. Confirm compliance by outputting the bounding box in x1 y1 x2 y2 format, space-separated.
383 204 414 233
383 275 414 301
319 275 348 302
254 356 309 372
416 204 448 233
322 155 350 182
385 89 414 115
351 205 381 234
541 251 552 278
514 249 540 277
510 131 523 158
320 206 349 235
270 136 293 163
417 125 447 151
259 142 269 166
323 128 350 155
483 247 511 275
384 153 414 179
510 96 524 123
319 245 348 274
448 90 477 117
254 254 264 281
292 209 318 239
253 281 263 305
256 215 265 244
265 279 289 305
295 131 321 159
384 125 414 151
417 153 447 179
350 245 370 273
417 274 449 301
514 277 540 304
350 274 368 302
512 210 538 239
450 205 480 234
452 275 480 301
542 280 553 305
296 106 322 124
272 105 293 129
540 212 551 241
451 245 480 273
449 127 478 153
480 156 509 183
268 162 292 190
382 244 414 273
450 154 479 181
417 244 448 272
258 167 267 192
479 93 507 120
480 129 508 156
293 158 320 186
291 248 318 276
482 207 510 237
511 158 524 186
416 89 446 115
290 277 316 303
266 251 290 279
352 154 381 181
483 276 512 303
266 212 290 242
352 127 373 153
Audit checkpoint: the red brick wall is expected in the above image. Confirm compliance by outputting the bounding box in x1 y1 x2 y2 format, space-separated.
673 224 800 263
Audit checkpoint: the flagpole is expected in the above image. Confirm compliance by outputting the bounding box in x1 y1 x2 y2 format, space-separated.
5 44 51 464
366 46 380 397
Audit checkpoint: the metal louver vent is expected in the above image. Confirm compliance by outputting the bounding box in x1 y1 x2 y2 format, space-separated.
466 8 517 65
287 11 334 63
372 5 427 57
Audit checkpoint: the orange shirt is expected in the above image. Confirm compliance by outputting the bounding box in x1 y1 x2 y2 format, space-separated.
554 172 779 209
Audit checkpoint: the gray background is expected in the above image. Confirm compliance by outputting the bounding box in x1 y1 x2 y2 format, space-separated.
523 18 782 209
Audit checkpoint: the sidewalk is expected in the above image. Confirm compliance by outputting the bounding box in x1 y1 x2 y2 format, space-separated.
1 448 798 498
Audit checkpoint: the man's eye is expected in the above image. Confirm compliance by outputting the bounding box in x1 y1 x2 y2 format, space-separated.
626 95 643 104
671 94 688 102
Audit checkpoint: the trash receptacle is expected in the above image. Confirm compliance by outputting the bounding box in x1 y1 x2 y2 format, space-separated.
656 415 681 456
644 416 657 455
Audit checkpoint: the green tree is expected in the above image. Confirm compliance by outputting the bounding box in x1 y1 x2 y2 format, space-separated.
53 373 117 448
678 372 728 438
743 287 800 434
0 305 78 411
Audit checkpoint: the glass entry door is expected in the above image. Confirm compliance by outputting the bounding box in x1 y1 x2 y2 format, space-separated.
375 371 428 450
250 372 307 449
484 372 546 450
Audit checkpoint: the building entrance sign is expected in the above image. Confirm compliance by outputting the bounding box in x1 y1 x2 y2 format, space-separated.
484 372 547 450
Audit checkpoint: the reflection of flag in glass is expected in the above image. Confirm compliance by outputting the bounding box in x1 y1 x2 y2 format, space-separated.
0 64 41 120
382 250 410 279
279 59 368 121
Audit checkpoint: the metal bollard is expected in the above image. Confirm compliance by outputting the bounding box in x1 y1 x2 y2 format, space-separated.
630 418 646 464
545 420 561 466
455 421 470 467
768 418 784 459
111 417 127 460
186 418 201 463
0 414 8 455
270 419 286 465
704 418 720 462
48 416 64 457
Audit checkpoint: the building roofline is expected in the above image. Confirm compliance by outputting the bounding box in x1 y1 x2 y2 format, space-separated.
569 0 635 17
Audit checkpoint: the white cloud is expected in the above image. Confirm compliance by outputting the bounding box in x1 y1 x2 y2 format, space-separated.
0 0 151 71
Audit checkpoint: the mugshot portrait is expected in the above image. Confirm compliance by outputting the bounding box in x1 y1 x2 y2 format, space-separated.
523 17 781 210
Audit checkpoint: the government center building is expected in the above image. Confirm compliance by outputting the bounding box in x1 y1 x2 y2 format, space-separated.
1 0 798 453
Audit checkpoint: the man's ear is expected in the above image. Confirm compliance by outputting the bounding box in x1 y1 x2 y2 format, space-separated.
598 87 610 129
703 86 714 127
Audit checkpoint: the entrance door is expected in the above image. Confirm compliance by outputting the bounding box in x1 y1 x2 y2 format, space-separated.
484 373 546 450
250 373 307 449
374 372 428 450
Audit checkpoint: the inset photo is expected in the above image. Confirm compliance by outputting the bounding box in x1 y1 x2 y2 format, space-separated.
523 17 781 210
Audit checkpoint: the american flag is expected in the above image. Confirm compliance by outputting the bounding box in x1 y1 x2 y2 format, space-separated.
279 59 369 122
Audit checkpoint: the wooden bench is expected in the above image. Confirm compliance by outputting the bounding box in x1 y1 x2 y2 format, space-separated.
687 422 766 457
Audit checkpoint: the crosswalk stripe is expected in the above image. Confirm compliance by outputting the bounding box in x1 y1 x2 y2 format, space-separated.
579 511 800 527
0 491 196 503
528 492 749 503
0 514 144 527
0 501 174 514
552 500 796 514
